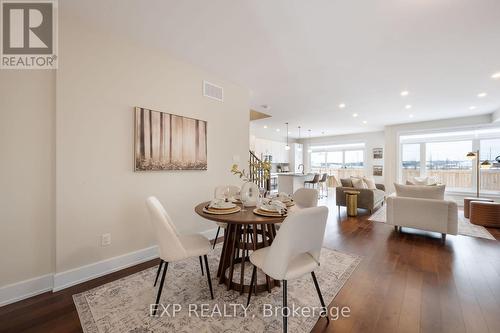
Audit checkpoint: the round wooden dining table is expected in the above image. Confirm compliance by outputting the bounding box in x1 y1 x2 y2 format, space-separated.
195 201 292 294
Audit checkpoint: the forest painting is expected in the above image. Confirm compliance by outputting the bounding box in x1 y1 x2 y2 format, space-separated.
134 107 207 171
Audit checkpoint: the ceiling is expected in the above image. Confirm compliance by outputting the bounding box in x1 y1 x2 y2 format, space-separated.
68 0 500 139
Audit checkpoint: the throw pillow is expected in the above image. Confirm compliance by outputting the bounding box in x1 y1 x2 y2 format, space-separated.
406 180 416 185
352 177 367 189
363 177 377 189
340 178 353 187
394 183 446 200
412 176 429 185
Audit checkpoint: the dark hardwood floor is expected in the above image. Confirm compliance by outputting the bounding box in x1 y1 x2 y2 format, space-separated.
1 196 499 333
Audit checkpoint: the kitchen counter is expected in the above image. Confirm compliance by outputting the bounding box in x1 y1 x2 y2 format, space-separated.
277 173 314 194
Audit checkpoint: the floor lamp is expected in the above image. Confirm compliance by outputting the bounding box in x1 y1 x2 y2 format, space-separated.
466 150 492 198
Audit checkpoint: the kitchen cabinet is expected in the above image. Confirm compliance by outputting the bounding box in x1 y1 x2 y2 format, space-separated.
253 138 290 163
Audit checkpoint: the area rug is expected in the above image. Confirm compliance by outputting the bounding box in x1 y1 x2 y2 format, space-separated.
73 246 361 333
368 206 495 240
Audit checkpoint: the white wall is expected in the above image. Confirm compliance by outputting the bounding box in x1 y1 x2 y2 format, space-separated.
55 13 249 273
301 131 385 183
0 71 55 286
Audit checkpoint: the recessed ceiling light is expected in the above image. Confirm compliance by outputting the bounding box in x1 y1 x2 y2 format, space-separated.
477 92 487 98
263 125 268 129
288 131 291 135
469 106 477 110
491 72 500 80
352 113 358 118
338 103 346 109
276 128 280 132
409 114 414 118
362 120 367 124
405 104 412 109
400 90 409 96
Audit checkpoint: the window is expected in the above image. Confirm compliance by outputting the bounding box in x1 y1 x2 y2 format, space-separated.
309 144 365 179
344 150 364 169
399 127 500 194
326 151 342 169
480 139 500 191
311 152 326 169
401 144 420 184
425 141 472 190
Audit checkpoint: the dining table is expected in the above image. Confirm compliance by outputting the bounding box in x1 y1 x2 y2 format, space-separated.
194 201 298 294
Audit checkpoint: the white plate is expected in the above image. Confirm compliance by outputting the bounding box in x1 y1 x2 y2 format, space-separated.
209 201 236 210
259 204 280 212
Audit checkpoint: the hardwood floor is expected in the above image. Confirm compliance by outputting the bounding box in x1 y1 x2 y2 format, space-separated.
1 195 499 333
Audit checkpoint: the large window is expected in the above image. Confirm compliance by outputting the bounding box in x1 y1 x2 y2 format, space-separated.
425 141 472 190
480 139 500 191
401 144 420 184
310 144 365 179
344 150 364 169
400 128 500 193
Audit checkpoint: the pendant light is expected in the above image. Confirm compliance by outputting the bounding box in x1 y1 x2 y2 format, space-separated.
285 122 290 150
307 129 312 153
297 126 302 151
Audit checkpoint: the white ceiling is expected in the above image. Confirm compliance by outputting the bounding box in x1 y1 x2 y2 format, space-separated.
68 0 500 140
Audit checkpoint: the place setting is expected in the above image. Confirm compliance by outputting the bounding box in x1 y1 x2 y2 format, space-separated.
202 199 242 215
253 193 294 217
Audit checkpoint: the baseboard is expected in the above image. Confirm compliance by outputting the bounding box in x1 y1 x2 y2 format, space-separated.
1 231 220 307
53 245 159 292
0 274 53 307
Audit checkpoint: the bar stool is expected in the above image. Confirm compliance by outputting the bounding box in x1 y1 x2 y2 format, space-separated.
304 174 320 189
318 173 328 198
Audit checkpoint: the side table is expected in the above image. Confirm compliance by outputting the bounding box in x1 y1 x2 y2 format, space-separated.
345 190 360 217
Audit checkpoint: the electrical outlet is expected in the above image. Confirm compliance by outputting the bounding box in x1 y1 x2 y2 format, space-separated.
101 233 111 247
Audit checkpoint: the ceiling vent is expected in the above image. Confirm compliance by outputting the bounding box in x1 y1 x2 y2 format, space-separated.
203 81 223 102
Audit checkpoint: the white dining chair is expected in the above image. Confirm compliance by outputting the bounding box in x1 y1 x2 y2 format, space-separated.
146 196 214 315
292 188 319 208
212 185 240 248
246 206 329 333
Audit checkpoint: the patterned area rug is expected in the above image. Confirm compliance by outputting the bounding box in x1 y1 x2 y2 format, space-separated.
368 206 495 240
73 246 361 333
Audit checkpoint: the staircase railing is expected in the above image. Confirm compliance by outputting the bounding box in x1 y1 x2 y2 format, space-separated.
249 151 270 192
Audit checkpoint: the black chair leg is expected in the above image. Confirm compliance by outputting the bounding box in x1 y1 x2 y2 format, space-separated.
213 227 220 249
199 256 204 276
203 255 214 299
154 260 164 287
153 261 168 316
283 280 288 333
247 266 257 307
311 271 329 321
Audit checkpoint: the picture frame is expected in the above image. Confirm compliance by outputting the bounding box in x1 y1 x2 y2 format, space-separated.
134 107 207 171
373 148 383 159
373 165 383 176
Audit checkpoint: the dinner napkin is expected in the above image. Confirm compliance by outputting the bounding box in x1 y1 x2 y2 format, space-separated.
269 200 287 214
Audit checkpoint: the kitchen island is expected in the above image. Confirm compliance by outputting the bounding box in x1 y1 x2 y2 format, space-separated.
277 173 314 195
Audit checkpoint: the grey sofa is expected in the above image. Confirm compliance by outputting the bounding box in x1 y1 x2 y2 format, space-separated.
336 178 386 213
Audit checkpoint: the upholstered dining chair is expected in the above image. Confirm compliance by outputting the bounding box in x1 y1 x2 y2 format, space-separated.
212 185 240 248
146 196 214 315
292 188 318 208
246 206 330 333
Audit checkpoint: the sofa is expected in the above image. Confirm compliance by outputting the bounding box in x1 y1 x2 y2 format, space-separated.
386 184 458 240
336 178 385 213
